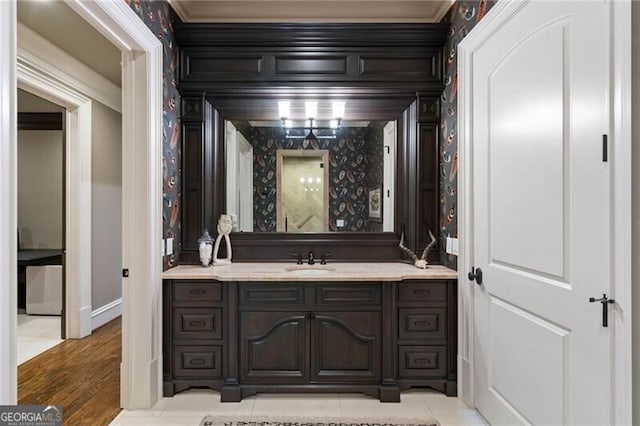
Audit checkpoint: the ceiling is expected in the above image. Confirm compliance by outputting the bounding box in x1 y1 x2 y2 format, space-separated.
168 0 454 23
17 0 122 86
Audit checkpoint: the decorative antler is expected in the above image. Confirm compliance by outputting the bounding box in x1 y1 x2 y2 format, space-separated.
399 230 419 263
398 227 436 269
420 229 437 261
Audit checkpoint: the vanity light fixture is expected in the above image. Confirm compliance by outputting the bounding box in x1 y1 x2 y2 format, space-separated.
278 100 346 140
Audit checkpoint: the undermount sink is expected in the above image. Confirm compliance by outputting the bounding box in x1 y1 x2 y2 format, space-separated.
284 265 336 276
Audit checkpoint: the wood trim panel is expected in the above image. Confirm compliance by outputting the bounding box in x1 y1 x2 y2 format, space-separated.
240 284 305 305
315 284 381 306
17 112 63 131
275 56 348 75
176 24 449 47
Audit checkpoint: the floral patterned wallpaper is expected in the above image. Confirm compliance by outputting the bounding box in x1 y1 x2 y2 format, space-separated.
440 0 496 268
244 125 385 233
126 0 182 269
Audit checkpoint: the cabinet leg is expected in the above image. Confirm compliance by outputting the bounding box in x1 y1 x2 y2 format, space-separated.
221 386 242 402
163 381 175 397
445 380 458 397
379 386 401 403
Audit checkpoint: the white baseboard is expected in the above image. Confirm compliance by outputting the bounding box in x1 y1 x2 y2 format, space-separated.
91 298 122 330
120 356 162 409
459 354 473 406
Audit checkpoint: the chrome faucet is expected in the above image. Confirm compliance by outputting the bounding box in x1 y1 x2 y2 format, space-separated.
307 250 315 265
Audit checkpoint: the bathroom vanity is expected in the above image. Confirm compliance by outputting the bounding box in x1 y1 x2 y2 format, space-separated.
162 263 457 402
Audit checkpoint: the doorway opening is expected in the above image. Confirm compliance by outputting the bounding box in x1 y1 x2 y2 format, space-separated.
16 89 66 364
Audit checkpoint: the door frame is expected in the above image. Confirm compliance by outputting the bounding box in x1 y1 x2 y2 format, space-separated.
276 149 330 232
0 1 164 409
64 0 164 410
18 22 97 340
457 1 632 424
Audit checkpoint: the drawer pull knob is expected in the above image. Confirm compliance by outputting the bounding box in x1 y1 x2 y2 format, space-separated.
189 289 206 295
414 289 431 295
414 320 432 327
189 320 206 327
415 358 431 365
189 358 206 365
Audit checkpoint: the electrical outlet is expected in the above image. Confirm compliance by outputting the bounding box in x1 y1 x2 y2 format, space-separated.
451 238 459 256
166 238 174 256
446 237 459 256
336 219 345 228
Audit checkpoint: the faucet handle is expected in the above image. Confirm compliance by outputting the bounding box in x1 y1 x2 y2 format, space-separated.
290 252 303 265
320 252 333 265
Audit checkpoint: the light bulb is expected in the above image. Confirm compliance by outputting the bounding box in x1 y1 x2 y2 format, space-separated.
305 101 318 119
332 101 345 119
278 101 290 119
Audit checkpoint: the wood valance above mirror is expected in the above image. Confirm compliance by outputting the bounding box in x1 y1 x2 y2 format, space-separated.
176 23 447 263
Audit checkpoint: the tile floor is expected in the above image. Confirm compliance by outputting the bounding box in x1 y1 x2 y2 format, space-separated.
17 314 63 365
110 389 487 426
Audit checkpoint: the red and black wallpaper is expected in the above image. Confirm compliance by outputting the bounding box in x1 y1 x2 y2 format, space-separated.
440 0 496 268
127 0 182 269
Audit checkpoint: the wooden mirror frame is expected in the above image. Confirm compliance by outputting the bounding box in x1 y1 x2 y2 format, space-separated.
176 23 446 263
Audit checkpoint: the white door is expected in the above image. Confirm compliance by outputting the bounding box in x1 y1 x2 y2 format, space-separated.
226 121 239 227
383 121 395 232
470 2 612 425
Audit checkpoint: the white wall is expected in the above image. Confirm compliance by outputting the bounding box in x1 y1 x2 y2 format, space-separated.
17 130 63 249
633 2 640 423
91 101 122 310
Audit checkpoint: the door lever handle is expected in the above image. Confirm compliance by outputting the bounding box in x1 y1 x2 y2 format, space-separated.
468 267 483 285
589 293 614 327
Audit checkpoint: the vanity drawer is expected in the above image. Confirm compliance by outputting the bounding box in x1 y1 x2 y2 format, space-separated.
173 308 222 340
173 345 222 378
173 281 222 303
240 283 305 305
398 281 447 304
398 345 446 378
398 308 446 341
315 283 380 306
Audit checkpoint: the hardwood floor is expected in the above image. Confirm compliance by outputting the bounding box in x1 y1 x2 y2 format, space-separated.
18 317 122 425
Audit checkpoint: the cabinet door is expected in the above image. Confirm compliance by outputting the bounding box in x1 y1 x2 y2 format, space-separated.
311 311 380 382
240 311 308 383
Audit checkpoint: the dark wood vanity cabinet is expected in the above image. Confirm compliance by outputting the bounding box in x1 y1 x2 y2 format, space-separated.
163 280 225 396
396 280 457 396
163 278 456 401
239 310 381 384
239 283 381 387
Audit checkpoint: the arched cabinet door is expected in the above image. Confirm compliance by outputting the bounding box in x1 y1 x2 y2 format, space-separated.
310 311 381 382
240 311 309 383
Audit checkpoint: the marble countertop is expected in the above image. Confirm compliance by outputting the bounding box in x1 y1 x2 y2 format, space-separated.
162 262 458 282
